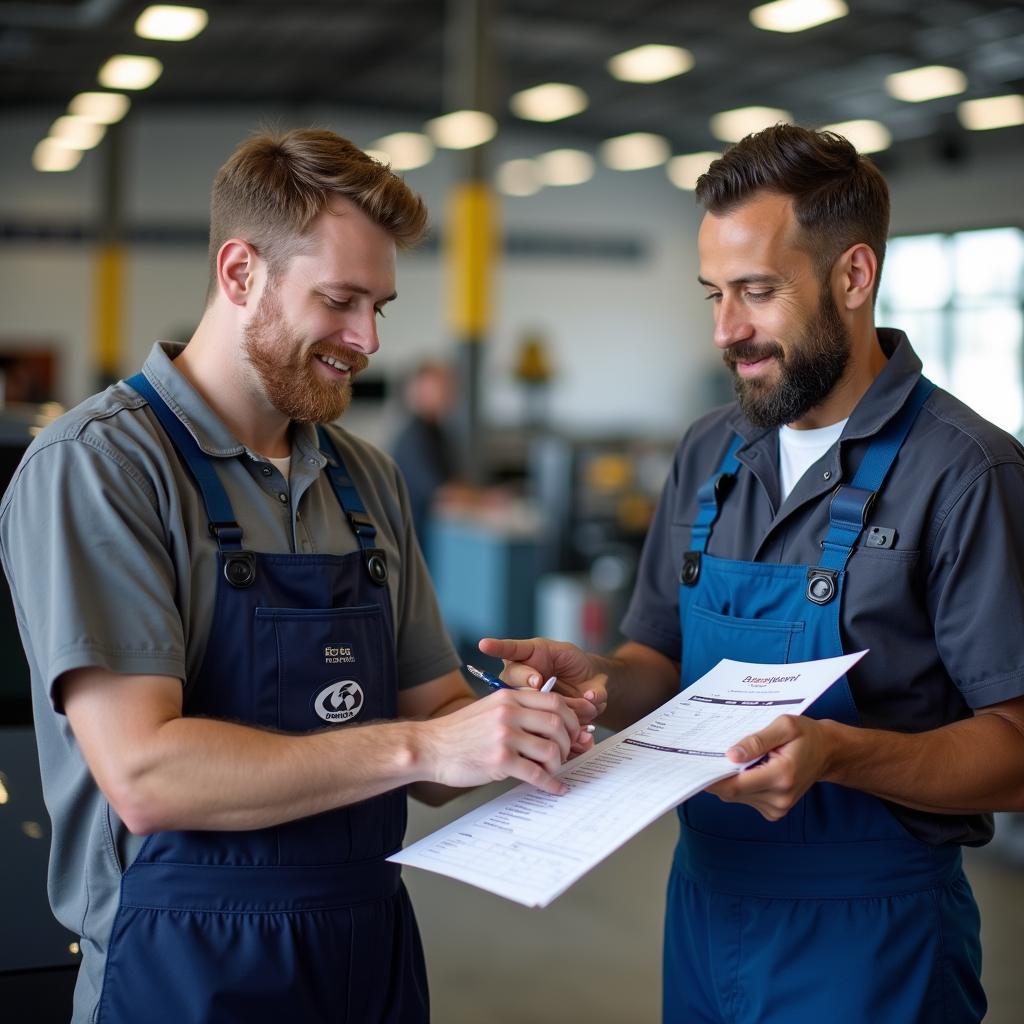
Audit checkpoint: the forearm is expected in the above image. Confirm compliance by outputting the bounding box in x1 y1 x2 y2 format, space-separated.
114 715 429 833
822 712 1024 814
599 641 679 731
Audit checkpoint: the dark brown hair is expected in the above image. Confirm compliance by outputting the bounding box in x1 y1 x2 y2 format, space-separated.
207 127 428 299
696 124 890 293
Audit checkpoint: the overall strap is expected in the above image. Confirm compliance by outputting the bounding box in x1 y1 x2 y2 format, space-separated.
127 372 245 554
807 376 936 604
680 433 743 588
316 425 389 586
689 433 744 554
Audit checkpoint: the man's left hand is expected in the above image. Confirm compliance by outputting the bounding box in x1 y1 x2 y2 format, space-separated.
705 715 835 821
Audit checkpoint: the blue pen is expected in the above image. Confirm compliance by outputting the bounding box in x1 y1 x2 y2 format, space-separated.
465 663 512 690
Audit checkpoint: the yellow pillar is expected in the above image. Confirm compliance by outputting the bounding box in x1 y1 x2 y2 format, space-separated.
446 180 497 338
94 242 125 383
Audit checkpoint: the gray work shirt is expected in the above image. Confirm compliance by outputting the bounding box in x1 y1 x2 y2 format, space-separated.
621 329 1024 848
0 341 459 1021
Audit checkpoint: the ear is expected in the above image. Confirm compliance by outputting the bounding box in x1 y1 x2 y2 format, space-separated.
215 239 260 307
832 242 877 312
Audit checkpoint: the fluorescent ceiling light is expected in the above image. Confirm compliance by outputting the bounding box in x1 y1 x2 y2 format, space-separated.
601 132 670 171
957 94 1024 131
50 115 107 150
710 105 792 142
135 5 208 42
885 65 966 103
99 55 164 91
369 132 434 171
666 151 721 191
510 82 588 123
750 0 847 33
820 118 891 154
536 149 595 186
425 109 497 149
364 149 391 165
607 44 694 84
496 159 542 197
33 138 82 172
68 92 131 124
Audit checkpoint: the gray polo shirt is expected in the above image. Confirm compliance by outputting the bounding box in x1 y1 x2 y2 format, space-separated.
0 341 459 1021
622 328 1024 848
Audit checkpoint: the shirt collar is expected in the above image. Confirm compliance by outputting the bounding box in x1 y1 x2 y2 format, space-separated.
140 340 325 463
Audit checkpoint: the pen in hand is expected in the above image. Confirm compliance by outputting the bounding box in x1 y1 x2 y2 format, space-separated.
466 663 556 692
464 664 595 732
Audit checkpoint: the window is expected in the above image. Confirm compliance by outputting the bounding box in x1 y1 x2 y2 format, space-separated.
878 227 1024 437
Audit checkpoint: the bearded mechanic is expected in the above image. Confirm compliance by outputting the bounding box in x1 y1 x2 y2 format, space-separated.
0 129 595 1024
483 124 1024 1023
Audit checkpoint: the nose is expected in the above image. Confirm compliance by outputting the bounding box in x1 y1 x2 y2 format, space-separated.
712 295 754 351
341 309 380 356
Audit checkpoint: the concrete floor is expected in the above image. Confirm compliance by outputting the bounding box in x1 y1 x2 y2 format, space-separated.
404 791 1024 1023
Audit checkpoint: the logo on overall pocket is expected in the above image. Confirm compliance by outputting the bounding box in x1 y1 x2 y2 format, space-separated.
324 643 355 664
312 680 365 723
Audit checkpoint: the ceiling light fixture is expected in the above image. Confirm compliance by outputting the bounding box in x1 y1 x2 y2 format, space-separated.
607 44 694 84
98 55 164 91
496 159 542 196
749 0 848 33
49 115 107 150
957 94 1024 131
32 139 83 173
710 105 792 142
600 132 670 171
666 151 722 191
885 65 966 103
425 109 497 149
536 149 595 186
510 83 588 123
369 132 434 171
135 5 208 42
820 118 891 153
67 92 131 124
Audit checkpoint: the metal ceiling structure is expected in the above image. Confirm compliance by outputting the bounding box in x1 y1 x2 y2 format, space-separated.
3 0 1024 163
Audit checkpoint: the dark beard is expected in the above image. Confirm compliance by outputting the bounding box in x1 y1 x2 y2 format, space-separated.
242 285 367 424
726 287 851 429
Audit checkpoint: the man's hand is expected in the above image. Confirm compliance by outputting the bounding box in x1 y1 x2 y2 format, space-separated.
415 686 585 796
705 715 835 821
478 636 608 720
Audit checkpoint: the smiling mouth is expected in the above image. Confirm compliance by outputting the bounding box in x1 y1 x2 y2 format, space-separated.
315 353 352 375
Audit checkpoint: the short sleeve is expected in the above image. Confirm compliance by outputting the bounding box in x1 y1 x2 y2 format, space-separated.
927 459 1024 708
384 459 460 689
0 437 186 711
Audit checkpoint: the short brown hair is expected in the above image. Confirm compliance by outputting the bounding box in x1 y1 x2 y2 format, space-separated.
207 127 428 298
696 124 890 293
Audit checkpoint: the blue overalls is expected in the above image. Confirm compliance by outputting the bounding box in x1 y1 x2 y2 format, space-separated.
95 374 429 1023
665 379 986 1024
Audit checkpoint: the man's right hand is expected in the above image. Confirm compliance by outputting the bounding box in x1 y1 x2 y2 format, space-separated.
416 686 583 795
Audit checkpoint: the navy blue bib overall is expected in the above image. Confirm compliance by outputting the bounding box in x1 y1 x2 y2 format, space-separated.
95 375 428 1023
665 379 985 1023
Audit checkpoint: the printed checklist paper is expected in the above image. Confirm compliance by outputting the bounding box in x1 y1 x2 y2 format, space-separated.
390 651 867 908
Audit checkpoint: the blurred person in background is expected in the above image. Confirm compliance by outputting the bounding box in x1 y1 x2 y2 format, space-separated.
0 128 595 1024
484 124 1024 1024
390 359 461 547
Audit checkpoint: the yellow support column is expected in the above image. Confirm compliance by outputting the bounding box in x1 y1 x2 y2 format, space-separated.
94 242 125 385
446 180 496 338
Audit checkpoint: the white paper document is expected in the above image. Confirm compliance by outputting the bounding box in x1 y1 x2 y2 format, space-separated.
391 650 867 908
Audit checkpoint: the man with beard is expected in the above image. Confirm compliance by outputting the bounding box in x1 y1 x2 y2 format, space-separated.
0 129 595 1024
482 124 1024 1023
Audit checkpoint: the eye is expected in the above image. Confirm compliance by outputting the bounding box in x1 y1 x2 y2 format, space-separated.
703 292 722 303
746 290 773 302
324 296 350 311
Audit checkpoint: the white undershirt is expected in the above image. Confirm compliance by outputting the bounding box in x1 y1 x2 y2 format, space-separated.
266 453 292 482
778 418 847 501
